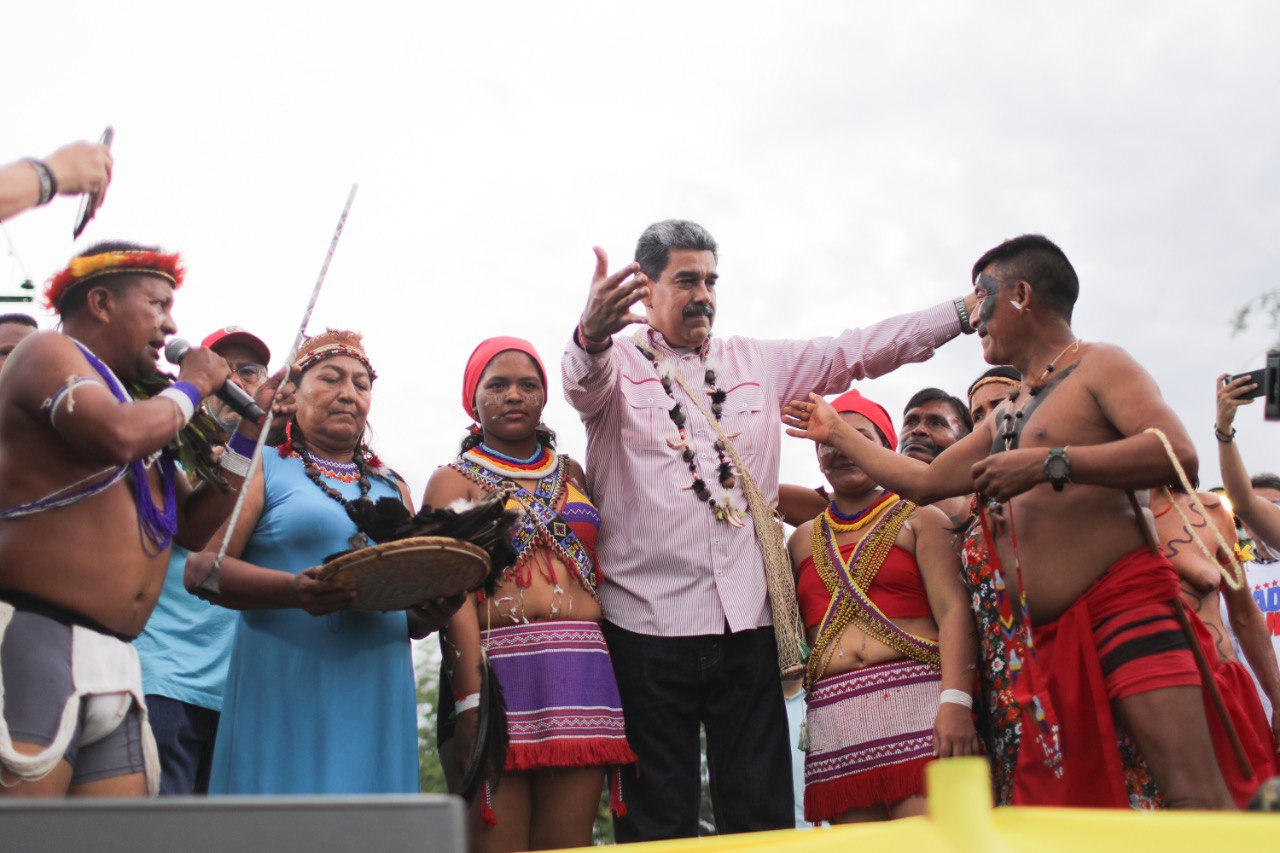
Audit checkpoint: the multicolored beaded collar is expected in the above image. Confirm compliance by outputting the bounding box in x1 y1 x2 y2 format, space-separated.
281 446 361 483
461 442 558 480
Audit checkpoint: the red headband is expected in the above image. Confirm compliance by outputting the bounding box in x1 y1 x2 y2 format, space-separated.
462 336 547 421
829 389 897 451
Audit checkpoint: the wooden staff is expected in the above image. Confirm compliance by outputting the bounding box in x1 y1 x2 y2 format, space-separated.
195 184 358 594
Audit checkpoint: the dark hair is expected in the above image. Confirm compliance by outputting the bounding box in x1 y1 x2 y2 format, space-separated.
634 219 718 282
971 234 1079 321
1251 473 1280 492
59 240 162 318
967 365 1022 401
0 313 37 328
903 387 973 434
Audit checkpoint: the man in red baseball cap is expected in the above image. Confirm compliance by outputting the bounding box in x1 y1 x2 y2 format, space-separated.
134 325 271 794
199 327 271 435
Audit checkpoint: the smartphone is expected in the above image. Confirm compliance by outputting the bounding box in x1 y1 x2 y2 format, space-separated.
72 126 114 239
1267 350 1280 421
1227 368 1267 400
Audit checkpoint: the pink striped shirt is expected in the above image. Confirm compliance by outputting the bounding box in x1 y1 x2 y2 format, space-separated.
561 301 961 636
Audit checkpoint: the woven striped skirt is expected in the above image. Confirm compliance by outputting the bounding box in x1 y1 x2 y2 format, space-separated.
804 658 940 821
483 620 636 771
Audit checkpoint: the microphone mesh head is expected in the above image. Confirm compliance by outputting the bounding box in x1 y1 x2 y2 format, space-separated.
163 338 190 365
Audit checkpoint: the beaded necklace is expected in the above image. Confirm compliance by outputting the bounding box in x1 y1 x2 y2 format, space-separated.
807 495 938 686
633 339 741 525
290 430 375 549
73 341 178 556
824 490 897 530
1027 339 1081 397
462 442 558 481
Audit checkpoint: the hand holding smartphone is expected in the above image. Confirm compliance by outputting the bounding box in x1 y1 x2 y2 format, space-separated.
73 126 113 239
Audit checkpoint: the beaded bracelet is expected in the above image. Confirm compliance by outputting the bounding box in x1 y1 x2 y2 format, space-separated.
1215 425 1236 444
939 688 974 709
24 158 57 205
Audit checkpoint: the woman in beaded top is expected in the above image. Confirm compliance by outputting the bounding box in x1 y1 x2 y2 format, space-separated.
187 330 450 795
427 336 635 852
785 389 980 825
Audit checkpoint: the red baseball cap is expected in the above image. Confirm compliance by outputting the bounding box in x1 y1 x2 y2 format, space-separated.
202 326 271 366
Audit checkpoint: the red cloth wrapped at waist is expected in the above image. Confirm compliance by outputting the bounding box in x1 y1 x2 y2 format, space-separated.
1013 547 1199 808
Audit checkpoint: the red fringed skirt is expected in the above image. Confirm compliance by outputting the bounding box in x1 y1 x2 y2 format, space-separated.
803 659 940 822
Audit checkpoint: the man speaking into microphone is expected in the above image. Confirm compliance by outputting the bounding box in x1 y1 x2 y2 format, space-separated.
136 326 274 795
0 242 293 799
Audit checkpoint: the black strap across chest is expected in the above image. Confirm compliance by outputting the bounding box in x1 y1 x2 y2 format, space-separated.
991 362 1081 454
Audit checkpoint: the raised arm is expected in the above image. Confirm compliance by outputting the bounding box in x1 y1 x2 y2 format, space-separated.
561 247 649 420
766 297 973 407
783 392 992 505
1215 373 1280 550
0 140 113 223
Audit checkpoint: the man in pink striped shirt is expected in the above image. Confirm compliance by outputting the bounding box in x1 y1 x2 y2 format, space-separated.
562 219 976 838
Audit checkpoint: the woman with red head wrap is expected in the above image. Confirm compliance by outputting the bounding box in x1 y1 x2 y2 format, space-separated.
786 389 980 824
427 337 635 851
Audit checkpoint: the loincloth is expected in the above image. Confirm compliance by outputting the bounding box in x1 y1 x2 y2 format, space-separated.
0 598 158 794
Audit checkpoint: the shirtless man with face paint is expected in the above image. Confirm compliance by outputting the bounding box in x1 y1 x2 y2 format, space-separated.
783 234 1237 810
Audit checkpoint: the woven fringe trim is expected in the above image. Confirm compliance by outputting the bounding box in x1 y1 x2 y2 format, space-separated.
804 755 929 823
505 739 637 772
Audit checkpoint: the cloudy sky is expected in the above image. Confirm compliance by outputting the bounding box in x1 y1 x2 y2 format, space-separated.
5 1 1279 507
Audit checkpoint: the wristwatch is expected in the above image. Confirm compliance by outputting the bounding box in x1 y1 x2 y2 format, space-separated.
1043 447 1071 492
953 297 976 335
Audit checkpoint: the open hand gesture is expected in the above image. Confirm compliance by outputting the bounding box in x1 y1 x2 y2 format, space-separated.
579 247 649 346
782 393 841 445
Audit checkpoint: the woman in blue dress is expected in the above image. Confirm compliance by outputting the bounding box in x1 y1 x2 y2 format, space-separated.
189 330 453 794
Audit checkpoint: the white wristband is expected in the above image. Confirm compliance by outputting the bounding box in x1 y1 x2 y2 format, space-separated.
219 448 251 478
455 693 480 714
158 386 196 423
939 688 973 709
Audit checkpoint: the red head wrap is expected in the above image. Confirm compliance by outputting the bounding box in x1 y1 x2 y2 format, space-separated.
829 389 897 451
462 336 547 421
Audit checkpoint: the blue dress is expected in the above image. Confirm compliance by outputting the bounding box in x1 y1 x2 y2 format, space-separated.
208 452 418 794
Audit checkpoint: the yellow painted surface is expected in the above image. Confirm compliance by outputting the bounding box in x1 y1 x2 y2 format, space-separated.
553 759 1276 852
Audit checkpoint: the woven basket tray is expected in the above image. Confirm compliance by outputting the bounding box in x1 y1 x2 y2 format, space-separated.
316 536 489 611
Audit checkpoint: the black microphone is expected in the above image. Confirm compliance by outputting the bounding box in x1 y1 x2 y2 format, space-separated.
164 338 267 426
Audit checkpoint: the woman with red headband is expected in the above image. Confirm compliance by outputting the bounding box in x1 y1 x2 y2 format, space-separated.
427 336 635 852
787 389 980 824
